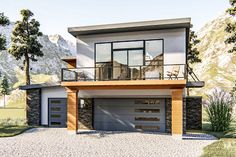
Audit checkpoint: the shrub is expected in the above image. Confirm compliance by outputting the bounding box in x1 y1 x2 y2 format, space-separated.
205 89 234 132
0 118 26 126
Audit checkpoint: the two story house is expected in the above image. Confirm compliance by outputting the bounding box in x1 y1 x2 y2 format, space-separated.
20 18 203 136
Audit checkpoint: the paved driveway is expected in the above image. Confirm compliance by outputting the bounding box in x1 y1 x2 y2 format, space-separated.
0 128 216 157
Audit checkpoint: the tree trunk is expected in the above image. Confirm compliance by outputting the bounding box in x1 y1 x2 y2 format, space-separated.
187 88 190 96
3 94 5 107
24 53 30 85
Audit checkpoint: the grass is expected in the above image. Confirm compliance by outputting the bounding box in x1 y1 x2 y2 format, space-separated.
201 139 236 157
188 122 236 157
0 108 26 120
0 126 30 137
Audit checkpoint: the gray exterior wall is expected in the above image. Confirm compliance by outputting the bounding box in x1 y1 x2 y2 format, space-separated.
76 28 186 78
26 89 41 126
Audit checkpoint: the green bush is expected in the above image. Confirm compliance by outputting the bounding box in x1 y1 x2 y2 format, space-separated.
205 90 234 132
0 118 26 126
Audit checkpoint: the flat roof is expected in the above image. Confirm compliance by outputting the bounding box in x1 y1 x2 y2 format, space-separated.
68 18 191 36
61 56 76 62
19 82 61 90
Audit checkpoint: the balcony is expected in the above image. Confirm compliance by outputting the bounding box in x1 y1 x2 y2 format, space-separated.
61 64 186 82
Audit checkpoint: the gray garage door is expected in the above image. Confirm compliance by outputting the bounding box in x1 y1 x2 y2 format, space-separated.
48 98 67 127
94 98 165 132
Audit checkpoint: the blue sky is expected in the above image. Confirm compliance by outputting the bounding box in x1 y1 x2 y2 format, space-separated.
1 0 229 41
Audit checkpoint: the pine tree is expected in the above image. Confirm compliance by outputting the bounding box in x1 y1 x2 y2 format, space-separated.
225 0 236 94
187 28 202 96
0 13 10 50
0 76 9 107
8 9 43 85
225 0 236 53
188 30 201 64
231 81 236 96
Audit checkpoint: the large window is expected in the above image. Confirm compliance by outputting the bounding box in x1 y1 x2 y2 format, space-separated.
95 39 163 80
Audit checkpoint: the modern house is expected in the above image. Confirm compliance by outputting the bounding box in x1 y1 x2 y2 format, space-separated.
20 18 203 136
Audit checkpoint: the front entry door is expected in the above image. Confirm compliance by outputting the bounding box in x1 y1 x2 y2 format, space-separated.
48 98 67 127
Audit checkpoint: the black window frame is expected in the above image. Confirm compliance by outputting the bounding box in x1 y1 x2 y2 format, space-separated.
94 39 164 80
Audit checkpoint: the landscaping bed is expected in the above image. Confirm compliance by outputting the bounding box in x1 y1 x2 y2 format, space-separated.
188 122 236 157
0 126 30 137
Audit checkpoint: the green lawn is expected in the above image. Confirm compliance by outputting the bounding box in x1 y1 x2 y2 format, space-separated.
0 108 26 119
192 122 236 157
201 138 236 157
0 126 30 137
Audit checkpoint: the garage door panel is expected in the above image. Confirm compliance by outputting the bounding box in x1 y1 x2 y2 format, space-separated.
94 122 166 132
95 110 165 115
94 115 165 123
95 99 165 105
94 122 135 131
96 104 165 108
95 106 165 114
94 98 166 132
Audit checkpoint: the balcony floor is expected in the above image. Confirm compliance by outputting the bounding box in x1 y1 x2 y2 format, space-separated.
61 79 186 90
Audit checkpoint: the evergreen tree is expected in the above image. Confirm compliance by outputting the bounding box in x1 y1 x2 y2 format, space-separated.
8 9 43 85
188 30 201 64
0 76 9 107
225 0 236 53
0 13 10 50
187 27 202 96
231 81 236 96
225 0 236 94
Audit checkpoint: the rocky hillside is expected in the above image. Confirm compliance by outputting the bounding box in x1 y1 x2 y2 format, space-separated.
0 23 75 107
191 13 236 96
0 23 75 85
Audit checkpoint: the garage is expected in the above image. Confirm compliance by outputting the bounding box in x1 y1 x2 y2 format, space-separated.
94 98 166 132
48 98 67 127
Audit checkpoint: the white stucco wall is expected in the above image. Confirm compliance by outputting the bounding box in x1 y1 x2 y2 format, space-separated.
41 87 67 125
76 29 186 73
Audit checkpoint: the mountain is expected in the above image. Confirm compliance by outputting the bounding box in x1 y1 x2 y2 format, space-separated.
191 13 236 96
0 23 75 85
0 23 76 107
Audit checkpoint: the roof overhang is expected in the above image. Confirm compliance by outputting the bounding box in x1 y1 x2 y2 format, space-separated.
19 83 61 90
61 56 77 62
68 18 191 36
186 81 205 88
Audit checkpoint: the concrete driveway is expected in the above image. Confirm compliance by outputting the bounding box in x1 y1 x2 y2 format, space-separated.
0 128 216 157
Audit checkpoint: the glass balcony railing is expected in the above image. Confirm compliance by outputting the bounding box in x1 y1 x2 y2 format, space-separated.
61 64 186 82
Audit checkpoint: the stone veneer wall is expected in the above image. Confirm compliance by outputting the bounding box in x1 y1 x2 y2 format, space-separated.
165 98 186 134
78 98 93 129
186 97 202 130
26 89 41 126
165 98 172 133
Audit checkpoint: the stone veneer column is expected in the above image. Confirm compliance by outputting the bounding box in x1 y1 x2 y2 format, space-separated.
78 98 93 129
165 98 172 133
26 89 41 126
67 88 78 133
186 97 202 130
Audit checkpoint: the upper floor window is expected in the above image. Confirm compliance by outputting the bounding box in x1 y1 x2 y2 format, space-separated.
95 39 163 64
145 40 163 66
96 43 111 62
95 39 164 80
